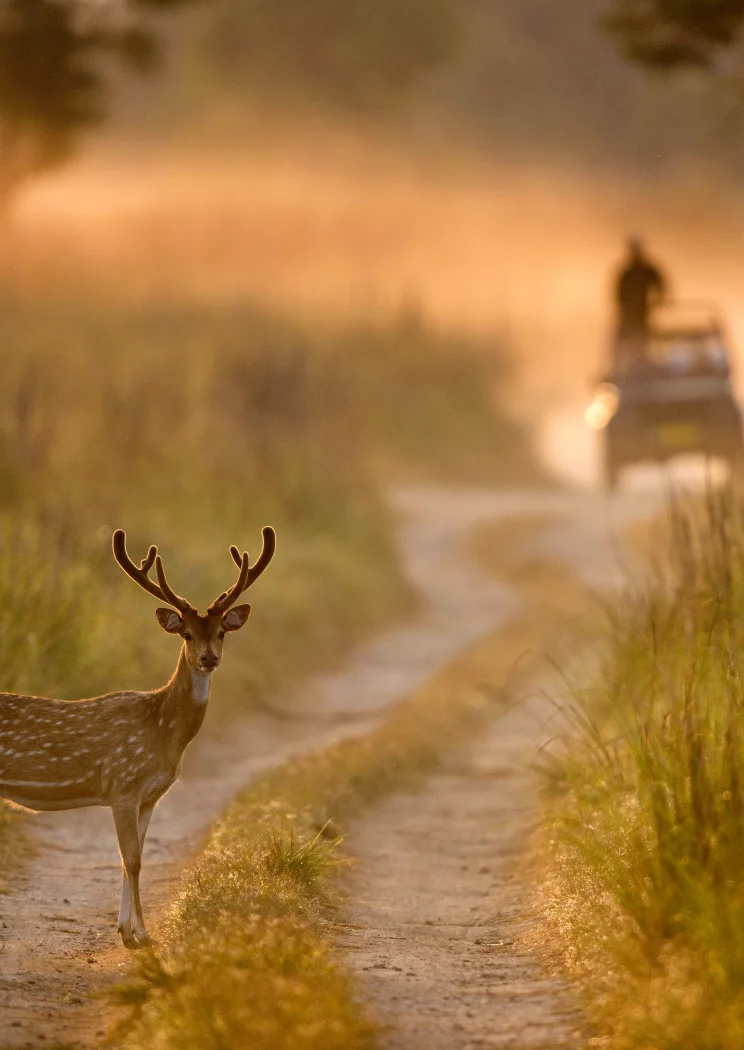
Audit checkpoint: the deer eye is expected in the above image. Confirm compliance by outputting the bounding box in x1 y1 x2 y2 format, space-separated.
218 630 226 640
183 631 193 641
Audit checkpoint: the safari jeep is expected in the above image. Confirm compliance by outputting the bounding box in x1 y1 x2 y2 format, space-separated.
586 302 743 491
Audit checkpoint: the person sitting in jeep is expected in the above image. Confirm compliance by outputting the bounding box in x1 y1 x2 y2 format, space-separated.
613 237 668 374
615 237 668 337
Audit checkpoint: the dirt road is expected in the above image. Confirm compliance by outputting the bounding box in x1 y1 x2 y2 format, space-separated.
336 488 660 1050
0 487 657 1048
339 647 584 1049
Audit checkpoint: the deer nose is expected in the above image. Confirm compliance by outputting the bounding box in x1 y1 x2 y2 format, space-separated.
200 653 219 669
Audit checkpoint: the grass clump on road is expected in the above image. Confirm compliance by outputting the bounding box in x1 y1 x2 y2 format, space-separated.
544 487 744 1050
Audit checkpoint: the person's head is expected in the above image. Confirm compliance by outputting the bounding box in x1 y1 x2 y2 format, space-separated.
627 235 645 261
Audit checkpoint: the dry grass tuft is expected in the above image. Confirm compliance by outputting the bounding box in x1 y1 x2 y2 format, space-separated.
263 824 344 885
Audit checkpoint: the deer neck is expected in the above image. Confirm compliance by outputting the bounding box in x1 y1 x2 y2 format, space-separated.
189 665 212 705
160 648 212 748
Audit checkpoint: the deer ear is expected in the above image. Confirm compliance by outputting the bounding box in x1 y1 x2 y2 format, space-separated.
222 604 251 632
156 608 184 634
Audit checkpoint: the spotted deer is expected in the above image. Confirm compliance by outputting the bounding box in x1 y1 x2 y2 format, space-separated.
0 526 276 949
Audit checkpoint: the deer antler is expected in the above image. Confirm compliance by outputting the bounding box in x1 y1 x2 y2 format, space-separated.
112 530 194 614
208 526 276 614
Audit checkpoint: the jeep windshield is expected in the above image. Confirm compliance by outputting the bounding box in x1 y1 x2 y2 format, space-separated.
643 329 730 376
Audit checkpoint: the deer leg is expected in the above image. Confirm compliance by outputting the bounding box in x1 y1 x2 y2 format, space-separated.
117 803 155 943
113 803 152 949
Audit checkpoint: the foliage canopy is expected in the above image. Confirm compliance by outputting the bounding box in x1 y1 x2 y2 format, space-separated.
0 0 461 204
0 0 193 204
604 0 744 71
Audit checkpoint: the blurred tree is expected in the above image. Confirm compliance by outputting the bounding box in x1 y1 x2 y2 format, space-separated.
203 0 460 109
0 0 194 210
603 0 744 71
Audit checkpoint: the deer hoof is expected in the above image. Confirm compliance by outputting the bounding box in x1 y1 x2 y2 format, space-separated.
118 925 140 950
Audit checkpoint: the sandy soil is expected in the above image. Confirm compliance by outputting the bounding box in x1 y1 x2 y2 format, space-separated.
0 487 658 1049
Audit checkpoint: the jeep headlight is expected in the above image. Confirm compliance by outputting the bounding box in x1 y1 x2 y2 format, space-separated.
585 383 620 430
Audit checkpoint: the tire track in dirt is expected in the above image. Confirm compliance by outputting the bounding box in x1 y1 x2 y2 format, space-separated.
339 667 584 1049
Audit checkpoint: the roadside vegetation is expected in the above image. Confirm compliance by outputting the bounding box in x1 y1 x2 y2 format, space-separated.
0 299 407 719
0 297 530 711
112 539 581 1050
544 486 744 1049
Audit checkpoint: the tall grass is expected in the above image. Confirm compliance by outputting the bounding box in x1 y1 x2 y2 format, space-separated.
0 292 534 716
0 300 395 714
545 486 744 1049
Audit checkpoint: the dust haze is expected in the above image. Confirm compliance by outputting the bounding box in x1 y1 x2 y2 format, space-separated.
11 0 744 485
19 142 744 484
